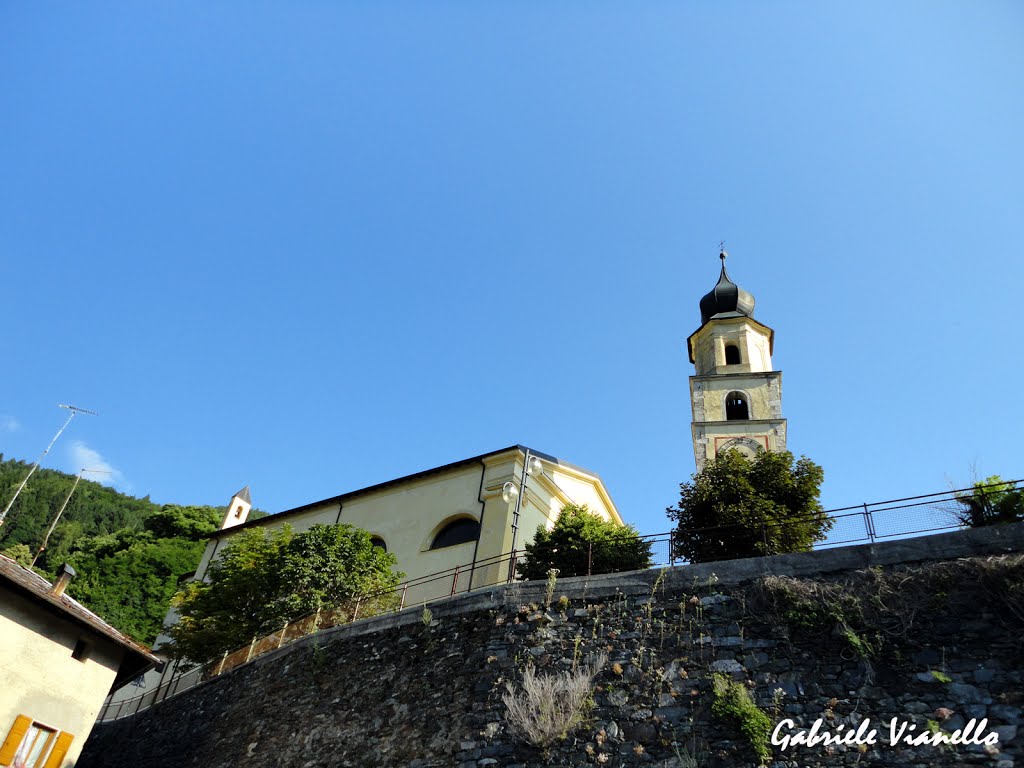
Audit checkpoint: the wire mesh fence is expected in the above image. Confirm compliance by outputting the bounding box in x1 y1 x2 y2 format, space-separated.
97 477 1021 722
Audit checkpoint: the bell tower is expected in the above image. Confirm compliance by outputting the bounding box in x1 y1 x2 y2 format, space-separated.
688 250 786 470
220 486 252 530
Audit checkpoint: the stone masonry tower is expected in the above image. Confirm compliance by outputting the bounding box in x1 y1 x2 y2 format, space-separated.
688 250 786 470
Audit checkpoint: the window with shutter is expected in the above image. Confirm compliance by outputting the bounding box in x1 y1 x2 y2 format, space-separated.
0 716 31 766
40 733 73 768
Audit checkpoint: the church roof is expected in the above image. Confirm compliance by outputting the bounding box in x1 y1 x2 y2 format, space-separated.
698 250 755 324
220 445 604 535
234 486 251 504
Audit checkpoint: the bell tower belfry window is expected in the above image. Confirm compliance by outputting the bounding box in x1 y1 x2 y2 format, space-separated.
687 249 787 470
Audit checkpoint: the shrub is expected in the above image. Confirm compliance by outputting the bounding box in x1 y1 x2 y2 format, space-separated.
518 504 652 581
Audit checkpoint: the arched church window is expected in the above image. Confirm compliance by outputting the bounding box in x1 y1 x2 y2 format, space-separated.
370 537 387 552
724 344 741 365
234 506 244 518
725 392 750 421
430 518 480 550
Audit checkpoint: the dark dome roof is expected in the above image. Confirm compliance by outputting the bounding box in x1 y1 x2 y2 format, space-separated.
699 251 755 324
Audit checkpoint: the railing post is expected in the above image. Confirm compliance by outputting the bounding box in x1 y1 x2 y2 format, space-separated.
278 621 289 648
863 503 876 544
217 650 229 676
399 584 409 611
245 636 257 664
587 542 593 577
352 598 362 621
451 565 461 596
669 532 675 568
161 661 179 702
115 700 125 719
507 549 517 583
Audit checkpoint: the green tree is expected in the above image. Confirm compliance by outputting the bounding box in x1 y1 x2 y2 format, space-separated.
166 523 402 663
953 475 1023 527
517 504 653 581
1 543 33 567
667 449 828 564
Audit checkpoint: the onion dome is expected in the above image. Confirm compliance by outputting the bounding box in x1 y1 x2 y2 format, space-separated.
698 250 755 324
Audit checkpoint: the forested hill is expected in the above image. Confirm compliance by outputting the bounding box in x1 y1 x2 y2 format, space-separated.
0 455 266 646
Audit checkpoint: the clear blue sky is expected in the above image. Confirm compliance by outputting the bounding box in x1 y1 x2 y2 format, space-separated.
2 2 1021 535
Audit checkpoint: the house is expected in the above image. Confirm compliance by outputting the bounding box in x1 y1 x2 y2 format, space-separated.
0 556 159 768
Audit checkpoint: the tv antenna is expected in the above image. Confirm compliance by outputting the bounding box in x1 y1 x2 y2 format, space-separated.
0 404 98 528
30 467 111 567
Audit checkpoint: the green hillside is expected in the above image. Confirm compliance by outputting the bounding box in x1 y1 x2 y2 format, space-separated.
0 456 266 645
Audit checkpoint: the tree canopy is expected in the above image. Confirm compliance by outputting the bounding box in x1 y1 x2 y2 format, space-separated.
667 449 828 564
953 475 1023 528
166 523 403 663
517 504 652 581
0 456 267 644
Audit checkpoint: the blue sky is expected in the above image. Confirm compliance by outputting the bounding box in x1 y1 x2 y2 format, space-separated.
2 2 1021 536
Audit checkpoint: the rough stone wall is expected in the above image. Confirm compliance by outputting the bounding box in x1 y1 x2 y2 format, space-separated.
79 529 1024 768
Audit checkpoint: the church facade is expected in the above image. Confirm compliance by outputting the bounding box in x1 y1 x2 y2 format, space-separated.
688 251 787 470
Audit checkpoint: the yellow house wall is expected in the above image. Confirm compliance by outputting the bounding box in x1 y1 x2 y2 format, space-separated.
0 588 123 767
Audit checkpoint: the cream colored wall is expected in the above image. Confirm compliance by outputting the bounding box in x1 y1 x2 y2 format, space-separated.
0 588 123 767
690 318 773 376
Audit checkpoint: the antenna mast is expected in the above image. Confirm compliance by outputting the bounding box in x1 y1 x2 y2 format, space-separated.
0 404 98 528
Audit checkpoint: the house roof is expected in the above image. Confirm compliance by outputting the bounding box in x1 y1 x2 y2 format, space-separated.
221 444 605 536
0 554 160 691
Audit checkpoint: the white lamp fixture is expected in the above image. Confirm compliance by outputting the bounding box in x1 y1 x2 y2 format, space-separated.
502 481 519 504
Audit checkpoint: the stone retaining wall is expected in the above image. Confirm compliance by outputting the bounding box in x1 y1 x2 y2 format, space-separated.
78 523 1024 767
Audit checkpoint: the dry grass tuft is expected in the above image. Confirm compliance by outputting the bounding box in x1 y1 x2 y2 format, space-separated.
503 653 607 747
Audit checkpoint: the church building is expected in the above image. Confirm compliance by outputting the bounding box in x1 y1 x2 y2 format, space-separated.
688 250 787 470
104 445 621 711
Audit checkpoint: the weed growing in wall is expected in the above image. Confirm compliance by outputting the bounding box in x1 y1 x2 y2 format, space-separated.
545 569 560 609
711 673 773 765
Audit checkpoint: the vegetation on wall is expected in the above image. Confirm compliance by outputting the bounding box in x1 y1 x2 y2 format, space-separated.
167 523 403 663
0 456 265 644
953 475 1023 528
666 449 828 564
751 555 1024 662
710 673 773 765
517 504 652 581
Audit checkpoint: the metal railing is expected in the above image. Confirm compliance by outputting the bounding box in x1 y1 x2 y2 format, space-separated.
97 477 1021 722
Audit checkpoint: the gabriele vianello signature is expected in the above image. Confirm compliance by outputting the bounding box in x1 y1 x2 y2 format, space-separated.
772 717 1001 751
